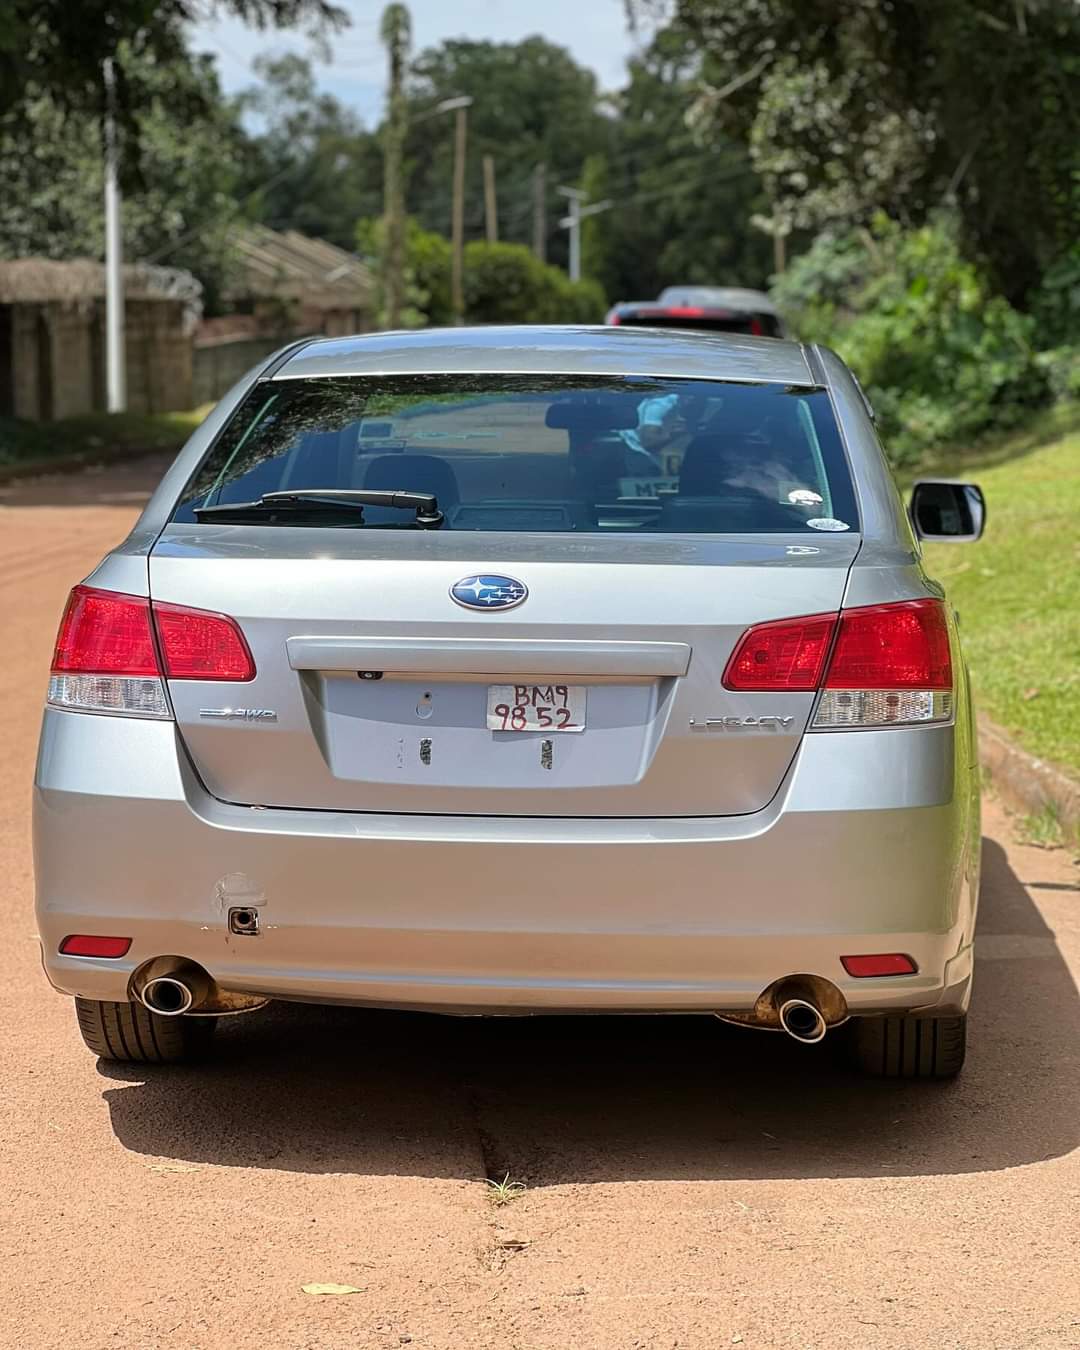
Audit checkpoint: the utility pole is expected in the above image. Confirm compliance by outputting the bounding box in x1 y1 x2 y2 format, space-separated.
752 207 790 279
380 4 411 329
482 154 498 243
773 223 789 275
557 187 583 282
557 186 612 283
446 96 472 325
532 163 547 262
413 95 474 325
103 58 126 413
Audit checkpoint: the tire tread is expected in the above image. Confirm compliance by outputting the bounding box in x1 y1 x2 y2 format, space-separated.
74 998 214 1064
850 1013 966 1078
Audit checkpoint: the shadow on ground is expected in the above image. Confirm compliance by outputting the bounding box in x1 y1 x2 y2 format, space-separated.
101 836 1079 1184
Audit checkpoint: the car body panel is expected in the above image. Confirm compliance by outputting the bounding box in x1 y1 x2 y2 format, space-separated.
35 709 978 1014
148 529 860 816
274 324 814 384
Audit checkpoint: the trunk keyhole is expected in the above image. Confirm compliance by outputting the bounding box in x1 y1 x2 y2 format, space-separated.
416 691 434 720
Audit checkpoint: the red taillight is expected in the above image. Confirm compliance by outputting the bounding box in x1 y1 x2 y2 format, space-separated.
724 599 954 727
841 953 918 977
723 600 952 693
825 599 952 690
154 602 255 681
52 586 158 676
60 935 132 958
48 587 254 718
723 613 837 691
749 318 764 336
49 587 254 682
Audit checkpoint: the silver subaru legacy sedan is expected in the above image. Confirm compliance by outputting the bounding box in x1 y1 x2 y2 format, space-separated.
34 326 986 1077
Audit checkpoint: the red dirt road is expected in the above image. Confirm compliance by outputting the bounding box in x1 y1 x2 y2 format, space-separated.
2 458 1078 1350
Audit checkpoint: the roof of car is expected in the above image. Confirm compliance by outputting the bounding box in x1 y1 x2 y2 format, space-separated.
276 324 815 386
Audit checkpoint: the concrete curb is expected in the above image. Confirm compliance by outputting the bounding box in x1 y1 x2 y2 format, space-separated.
0 442 181 486
979 713 1080 840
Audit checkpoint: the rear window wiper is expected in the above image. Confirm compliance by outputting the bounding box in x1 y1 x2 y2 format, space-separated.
194 489 444 529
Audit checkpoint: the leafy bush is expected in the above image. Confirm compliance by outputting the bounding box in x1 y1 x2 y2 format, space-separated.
545 268 607 325
1035 345 1080 403
358 219 605 328
463 241 605 325
774 216 1049 467
1030 246 1080 348
462 242 551 323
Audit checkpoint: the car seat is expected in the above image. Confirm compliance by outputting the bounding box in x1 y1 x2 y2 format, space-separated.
360 454 461 523
665 412 806 531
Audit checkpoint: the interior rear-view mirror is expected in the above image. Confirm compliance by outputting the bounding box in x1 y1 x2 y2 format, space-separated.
909 480 986 542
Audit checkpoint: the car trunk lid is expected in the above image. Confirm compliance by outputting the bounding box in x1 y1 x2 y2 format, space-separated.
150 527 858 817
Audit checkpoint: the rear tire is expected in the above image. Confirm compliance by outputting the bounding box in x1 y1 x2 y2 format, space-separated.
849 1013 966 1079
75 997 216 1064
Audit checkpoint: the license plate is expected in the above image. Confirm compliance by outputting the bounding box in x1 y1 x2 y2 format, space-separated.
486 683 586 732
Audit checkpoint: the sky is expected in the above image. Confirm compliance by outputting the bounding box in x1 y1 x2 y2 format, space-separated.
189 0 645 127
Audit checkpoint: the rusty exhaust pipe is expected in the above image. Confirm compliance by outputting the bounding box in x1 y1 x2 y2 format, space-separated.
778 996 828 1044
133 959 212 1017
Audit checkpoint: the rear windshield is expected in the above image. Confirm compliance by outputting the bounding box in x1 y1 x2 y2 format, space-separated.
172 374 859 535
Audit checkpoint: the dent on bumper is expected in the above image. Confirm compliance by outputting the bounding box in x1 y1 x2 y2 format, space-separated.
34 711 979 1014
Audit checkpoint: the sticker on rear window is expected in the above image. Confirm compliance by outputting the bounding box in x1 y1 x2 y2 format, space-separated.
806 517 850 532
786 487 824 506
617 477 679 499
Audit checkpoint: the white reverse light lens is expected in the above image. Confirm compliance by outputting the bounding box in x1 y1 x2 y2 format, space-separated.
812 689 953 729
47 674 170 719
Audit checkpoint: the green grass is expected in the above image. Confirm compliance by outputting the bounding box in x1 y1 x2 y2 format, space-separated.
1017 804 1067 849
922 420 1080 777
0 407 209 474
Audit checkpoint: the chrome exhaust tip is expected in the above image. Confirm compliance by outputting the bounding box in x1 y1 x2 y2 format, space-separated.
140 975 195 1017
778 997 828 1044
133 959 212 1017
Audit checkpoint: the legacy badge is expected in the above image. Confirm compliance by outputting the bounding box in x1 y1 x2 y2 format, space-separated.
199 708 278 722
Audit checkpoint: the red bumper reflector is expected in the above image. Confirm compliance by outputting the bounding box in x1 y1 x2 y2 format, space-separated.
841 953 917 977
59 935 132 958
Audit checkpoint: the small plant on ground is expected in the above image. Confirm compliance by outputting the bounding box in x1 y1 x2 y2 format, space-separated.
485 1172 526 1207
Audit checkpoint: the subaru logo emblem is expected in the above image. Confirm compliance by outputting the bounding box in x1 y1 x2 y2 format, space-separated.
450 574 528 611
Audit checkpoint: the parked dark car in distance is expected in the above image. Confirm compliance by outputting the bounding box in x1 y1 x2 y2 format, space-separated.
605 286 785 337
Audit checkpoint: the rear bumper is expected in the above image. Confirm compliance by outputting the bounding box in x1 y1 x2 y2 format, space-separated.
34 710 980 1016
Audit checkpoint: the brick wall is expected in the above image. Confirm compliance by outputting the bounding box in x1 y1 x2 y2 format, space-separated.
124 300 193 413
10 305 41 419
48 302 96 420
192 335 285 406
2 296 193 421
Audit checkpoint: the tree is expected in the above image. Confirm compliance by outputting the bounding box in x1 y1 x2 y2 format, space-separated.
235 55 382 250
0 0 344 168
577 23 772 301
0 44 246 311
402 37 612 268
380 4 412 328
631 0 1080 303
771 215 1047 465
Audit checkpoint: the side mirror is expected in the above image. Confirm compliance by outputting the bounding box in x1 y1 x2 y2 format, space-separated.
909 480 986 542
